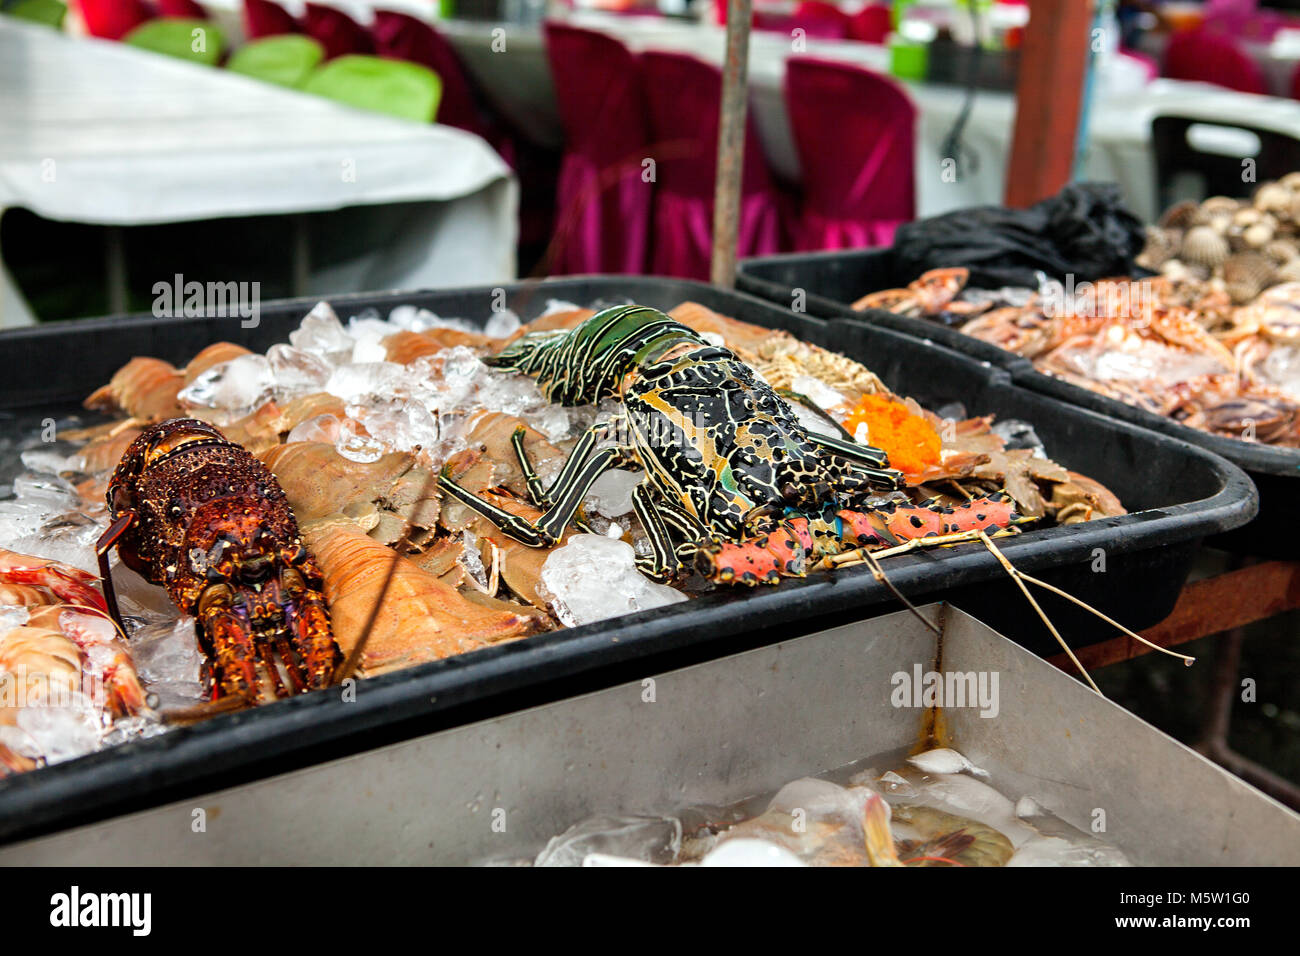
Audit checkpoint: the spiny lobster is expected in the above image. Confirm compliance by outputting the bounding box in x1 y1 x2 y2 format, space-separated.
438 305 1033 586
95 418 341 702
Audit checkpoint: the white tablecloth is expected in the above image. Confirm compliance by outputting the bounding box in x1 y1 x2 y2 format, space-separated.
0 17 518 327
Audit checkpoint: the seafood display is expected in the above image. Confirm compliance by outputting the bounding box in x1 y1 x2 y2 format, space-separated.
855 244 1300 446
0 296 1127 773
533 746 1130 867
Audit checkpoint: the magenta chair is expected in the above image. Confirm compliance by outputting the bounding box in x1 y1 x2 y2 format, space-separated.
157 0 207 16
848 4 891 44
785 58 916 250
243 0 300 38
1163 29 1267 94
544 22 652 275
303 3 374 59
640 51 782 280
77 0 154 40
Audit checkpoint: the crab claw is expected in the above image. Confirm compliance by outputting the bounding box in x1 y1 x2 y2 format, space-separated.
697 525 810 586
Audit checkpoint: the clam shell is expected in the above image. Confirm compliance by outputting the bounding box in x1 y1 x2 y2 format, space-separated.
1255 182 1292 213
1223 251 1273 303
1181 225 1231 268
1265 239 1299 264
1159 199 1199 230
1243 222 1275 248
1275 259 1300 284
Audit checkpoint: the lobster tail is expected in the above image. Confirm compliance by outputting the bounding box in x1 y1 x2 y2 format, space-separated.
486 305 706 405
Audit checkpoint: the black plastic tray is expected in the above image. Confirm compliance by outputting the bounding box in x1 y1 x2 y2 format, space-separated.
0 277 1255 845
738 248 1297 556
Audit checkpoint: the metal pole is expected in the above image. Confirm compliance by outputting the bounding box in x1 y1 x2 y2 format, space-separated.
710 0 752 288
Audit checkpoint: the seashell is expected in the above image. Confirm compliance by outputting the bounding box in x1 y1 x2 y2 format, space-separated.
1160 258 1192 281
1280 171 1300 191
1243 222 1275 248
1288 193 1300 226
1265 239 1299 263
1202 195 1241 215
1234 207 1265 228
1223 251 1273 303
1135 227 1178 270
1181 225 1231 268
1159 199 1199 230
1255 182 1292 213
1275 258 1300 284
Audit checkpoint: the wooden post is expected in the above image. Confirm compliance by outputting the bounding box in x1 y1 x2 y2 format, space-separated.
1004 0 1093 208
711 0 752 288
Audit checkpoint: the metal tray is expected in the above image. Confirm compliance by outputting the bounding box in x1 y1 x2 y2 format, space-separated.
738 249 1298 557
2 606 1295 866
0 277 1255 845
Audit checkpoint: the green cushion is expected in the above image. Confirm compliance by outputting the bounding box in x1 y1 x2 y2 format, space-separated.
6 0 67 28
303 55 442 124
228 35 324 88
123 18 225 67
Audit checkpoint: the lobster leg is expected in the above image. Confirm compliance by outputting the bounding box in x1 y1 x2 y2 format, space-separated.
632 483 682 580
196 585 264 702
441 445 623 547
805 432 903 489
510 426 551 507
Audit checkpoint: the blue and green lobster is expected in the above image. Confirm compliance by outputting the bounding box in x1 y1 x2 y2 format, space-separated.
438 305 1031 586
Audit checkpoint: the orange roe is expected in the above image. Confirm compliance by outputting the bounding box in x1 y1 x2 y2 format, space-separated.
840 394 941 477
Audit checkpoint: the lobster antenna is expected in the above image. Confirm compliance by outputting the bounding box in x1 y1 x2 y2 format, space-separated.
973 530 1102 694
861 550 942 637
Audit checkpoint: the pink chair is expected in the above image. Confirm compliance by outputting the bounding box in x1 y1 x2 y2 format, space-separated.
543 22 652 275
848 4 891 44
243 0 300 38
1162 29 1267 94
792 1 850 40
784 57 916 250
640 51 782 280
77 0 154 40
157 0 207 17
303 3 374 59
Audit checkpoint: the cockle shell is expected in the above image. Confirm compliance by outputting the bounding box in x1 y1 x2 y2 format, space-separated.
1181 225 1231 268
1265 239 1300 264
1159 199 1200 230
1223 251 1274 303
1202 195 1241 216
1275 258 1300 284
1136 227 1178 270
1255 182 1292 213
1280 171 1300 191
1243 222 1275 248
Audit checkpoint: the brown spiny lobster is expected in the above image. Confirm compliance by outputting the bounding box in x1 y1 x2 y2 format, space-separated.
96 418 341 702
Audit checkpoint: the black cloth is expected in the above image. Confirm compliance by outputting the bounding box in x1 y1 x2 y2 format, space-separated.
890 182 1146 289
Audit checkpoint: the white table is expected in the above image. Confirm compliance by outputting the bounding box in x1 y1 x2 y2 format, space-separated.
0 17 518 328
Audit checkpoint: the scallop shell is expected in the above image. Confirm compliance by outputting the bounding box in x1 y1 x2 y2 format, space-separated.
1202 195 1241 215
1159 199 1199 231
1255 182 1292 213
1275 258 1300 284
1265 239 1299 264
1223 251 1274 302
1243 222 1275 248
1135 227 1179 269
1181 225 1231 268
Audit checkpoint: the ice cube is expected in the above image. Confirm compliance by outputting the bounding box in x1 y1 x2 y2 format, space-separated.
484 309 522 339
287 413 342 445
130 616 204 690
584 469 643 518
16 706 101 764
267 343 332 394
179 354 275 411
535 815 682 867
0 605 30 633
1007 835 1132 867
699 839 808 867
349 399 439 453
289 302 355 362
538 534 687 627
323 362 408 404
457 531 489 590
336 420 386 464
